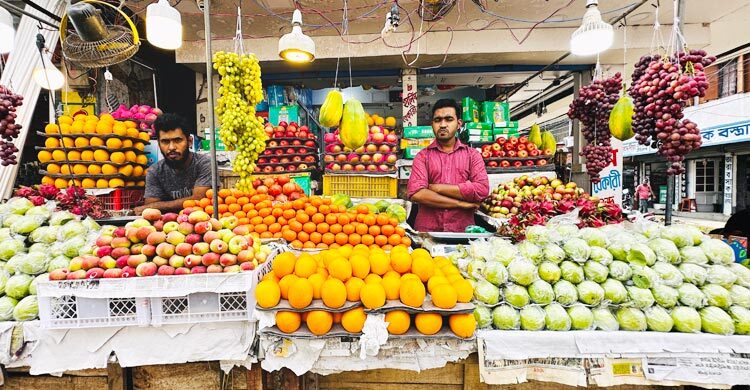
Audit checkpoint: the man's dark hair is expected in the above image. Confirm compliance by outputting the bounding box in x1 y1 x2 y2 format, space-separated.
154 113 192 139
722 209 750 238
431 98 462 118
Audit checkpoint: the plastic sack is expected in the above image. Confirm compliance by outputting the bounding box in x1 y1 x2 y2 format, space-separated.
520 306 546 331
589 247 613 265
29 226 58 244
525 225 551 245
579 227 608 248
0 239 25 261
630 264 659 289
13 295 38 321
567 304 594 330
730 263 750 287
560 261 584 284
577 280 605 306
483 262 508 287
544 303 571 331
616 307 647 331
627 243 657 266
538 261 561 284
729 285 750 308
607 241 630 262
553 280 578 305
504 284 530 308
706 265 737 289
28 243 49 254
5 197 33 215
652 262 683 287
701 284 733 309
5 273 32 299
543 243 566 264
601 278 628 304
678 263 708 286
671 306 702 333
554 223 581 241
592 307 619 331
651 284 679 308
57 220 87 241
563 238 591 263
700 239 735 265
0 296 17 321
608 261 632 282
25 205 52 221
678 283 707 308
700 306 735 335
492 305 520 330
517 241 543 264
729 305 750 335
508 258 537 286
474 279 501 305
17 252 50 275
583 261 609 283
626 286 655 309
644 306 674 332
680 246 708 265
528 280 554 305
660 225 694 248
10 215 46 235
49 210 76 226
647 238 681 264
474 305 493 329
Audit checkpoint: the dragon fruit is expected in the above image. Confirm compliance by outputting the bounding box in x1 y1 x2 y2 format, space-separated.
28 196 45 206
14 186 37 198
38 184 59 199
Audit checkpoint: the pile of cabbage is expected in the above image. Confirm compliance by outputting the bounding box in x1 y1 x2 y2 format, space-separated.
0 197 102 322
464 221 750 335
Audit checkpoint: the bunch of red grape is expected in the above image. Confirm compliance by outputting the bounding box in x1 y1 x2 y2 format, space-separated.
0 86 24 166
567 73 622 183
628 50 716 174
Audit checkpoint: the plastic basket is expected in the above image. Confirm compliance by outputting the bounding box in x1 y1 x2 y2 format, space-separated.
94 188 145 211
322 174 398 198
38 295 150 329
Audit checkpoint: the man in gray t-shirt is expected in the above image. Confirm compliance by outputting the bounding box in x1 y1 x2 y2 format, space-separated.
134 113 211 214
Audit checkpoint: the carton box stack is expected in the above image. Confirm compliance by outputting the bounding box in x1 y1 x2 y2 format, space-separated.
401 126 434 159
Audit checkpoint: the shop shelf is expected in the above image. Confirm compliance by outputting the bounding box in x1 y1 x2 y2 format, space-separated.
323 174 398 198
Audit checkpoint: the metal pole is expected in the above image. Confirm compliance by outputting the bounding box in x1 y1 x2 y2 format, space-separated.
665 0 686 226
203 0 219 219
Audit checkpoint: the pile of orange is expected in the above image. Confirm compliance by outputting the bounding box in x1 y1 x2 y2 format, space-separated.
38 113 150 189
185 192 410 250
255 245 477 337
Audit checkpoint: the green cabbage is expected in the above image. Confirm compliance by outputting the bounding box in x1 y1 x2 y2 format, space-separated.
678 283 707 308
639 222 662 239
583 261 609 283
616 307 647 331
0 239 25 261
700 239 735 265
495 244 519 266
28 273 47 295
686 226 706 245
543 244 566 264
81 217 101 232
60 236 86 258
520 306 546 330
528 280 554 305
5 274 32 299
518 241 543 264
647 238 681 264
556 224 580 240
592 307 619 331
608 261 632 281
0 296 17 320
589 247 613 265
700 306 734 335
601 278 628 304
577 280 605 305
0 270 7 295
0 228 11 240
10 215 45 235
580 227 608 247
660 225 694 248
680 246 708 265
627 286 655 308
563 238 591 263
544 303 571 331
730 263 750 287
13 295 37 321
4 254 22 275
651 284 679 308
6 197 33 215
560 261 584 284
508 258 536 286
466 259 485 278
28 243 49 254
729 285 750 308
644 306 674 332
25 205 51 220
652 262 683 287
627 243 657 266
728 305 750 335
538 261 561 284
474 279 501 305
29 226 57 244
526 225 550 245
17 252 50 275
567 304 594 330
679 263 708 286
553 280 578 305
701 284 733 309
57 220 87 241
2 214 19 228
630 265 659 289
492 305 520 330
474 305 493 329
671 306 702 333
607 241 629 261
706 265 737 289
504 284 530 308
483 262 508 286
47 255 70 272
49 210 76 226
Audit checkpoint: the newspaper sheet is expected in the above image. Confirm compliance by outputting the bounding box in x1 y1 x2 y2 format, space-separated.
644 355 750 387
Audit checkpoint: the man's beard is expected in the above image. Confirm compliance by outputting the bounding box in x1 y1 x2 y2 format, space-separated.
163 151 190 169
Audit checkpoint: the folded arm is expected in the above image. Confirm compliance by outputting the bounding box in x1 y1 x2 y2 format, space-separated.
407 152 480 210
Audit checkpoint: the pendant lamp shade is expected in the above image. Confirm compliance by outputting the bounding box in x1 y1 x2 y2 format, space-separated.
33 54 65 90
570 0 614 56
147 0 183 50
279 9 315 63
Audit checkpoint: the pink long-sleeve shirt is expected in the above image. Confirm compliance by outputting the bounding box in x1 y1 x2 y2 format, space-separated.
407 139 490 232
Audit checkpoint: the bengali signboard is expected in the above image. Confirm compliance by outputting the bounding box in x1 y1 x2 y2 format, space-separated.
591 138 623 206
623 120 750 157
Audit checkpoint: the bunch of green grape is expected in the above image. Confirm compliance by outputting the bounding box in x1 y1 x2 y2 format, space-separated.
213 51 267 191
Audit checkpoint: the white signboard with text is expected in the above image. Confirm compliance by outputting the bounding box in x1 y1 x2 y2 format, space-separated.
623 120 750 157
591 138 623 206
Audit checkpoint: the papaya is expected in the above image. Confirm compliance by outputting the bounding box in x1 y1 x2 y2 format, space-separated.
340 99 368 150
529 123 542 148
319 90 343 128
609 95 635 141
541 131 556 157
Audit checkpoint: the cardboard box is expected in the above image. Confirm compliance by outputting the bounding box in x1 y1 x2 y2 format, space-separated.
461 97 479 123
468 129 493 137
468 135 494 143
401 138 434 149
480 101 510 127
403 126 434 139
465 122 492 131
269 105 299 126
404 146 425 159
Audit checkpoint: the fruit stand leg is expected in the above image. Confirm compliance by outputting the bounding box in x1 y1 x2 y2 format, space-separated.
107 361 127 390
246 365 264 390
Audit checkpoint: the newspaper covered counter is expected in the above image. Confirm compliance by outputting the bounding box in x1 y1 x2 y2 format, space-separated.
478 330 750 388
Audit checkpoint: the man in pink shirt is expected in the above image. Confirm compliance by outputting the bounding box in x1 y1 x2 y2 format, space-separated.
407 99 490 232
635 179 654 213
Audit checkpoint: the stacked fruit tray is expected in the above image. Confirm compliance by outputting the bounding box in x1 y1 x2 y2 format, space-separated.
480 135 554 172
323 126 399 174
255 121 318 174
36 113 151 189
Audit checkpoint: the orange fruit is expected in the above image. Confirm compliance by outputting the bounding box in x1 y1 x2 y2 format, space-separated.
108 178 125 187
448 313 476 338
364 274 382 285
45 137 59 148
415 313 443 335
276 311 301 333
399 279 426 308
278 274 299 300
273 252 297 278
321 278 346 309
106 137 122 149
80 150 94 161
382 276 401 300
341 308 366 333
349 254 370 279
427 276 450 295
411 256 435 283
110 152 126 164
96 179 109 188
294 254 317 278
288 278 313 309
305 310 333 336
390 252 412 274
46 163 60 174
431 284 457 309
328 258 352 282
72 164 87 175
38 150 52 163
452 279 474 303
345 277 365 302
255 280 281 308
385 310 411 335
93 149 109 162
360 283 386 309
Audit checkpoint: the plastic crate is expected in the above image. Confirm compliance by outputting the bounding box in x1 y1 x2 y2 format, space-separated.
322 174 398 198
38 295 150 329
92 188 145 211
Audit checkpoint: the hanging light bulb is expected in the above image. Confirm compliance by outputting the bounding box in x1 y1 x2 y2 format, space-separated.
0 6 14 54
146 0 183 50
33 54 65 90
279 9 315 63
570 0 614 56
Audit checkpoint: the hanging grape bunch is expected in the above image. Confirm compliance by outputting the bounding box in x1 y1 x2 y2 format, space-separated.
628 49 716 175
0 86 23 166
213 51 268 192
567 73 622 183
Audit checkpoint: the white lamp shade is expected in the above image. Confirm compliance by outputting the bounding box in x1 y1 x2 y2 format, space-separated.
570 4 613 56
33 55 65 90
147 0 182 50
279 10 315 63
0 6 14 54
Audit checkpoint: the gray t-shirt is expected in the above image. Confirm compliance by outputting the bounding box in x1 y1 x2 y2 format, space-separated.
144 153 212 201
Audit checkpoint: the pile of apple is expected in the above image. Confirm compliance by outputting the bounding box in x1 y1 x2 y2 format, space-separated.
256 121 318 174
251 176 305 202
480 135 553 170
48 208 272 280
323 125 399 173
481 176 587 218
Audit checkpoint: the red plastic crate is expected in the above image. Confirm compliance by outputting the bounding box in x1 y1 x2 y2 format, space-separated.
96 188 145 211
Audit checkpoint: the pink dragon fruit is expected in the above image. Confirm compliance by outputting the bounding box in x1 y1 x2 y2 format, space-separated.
14 186 38 198
38 184 59 199
28 195 46 206
66 186 85 199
